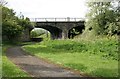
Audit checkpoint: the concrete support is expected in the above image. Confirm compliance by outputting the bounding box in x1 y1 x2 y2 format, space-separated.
62 30 68 39
58 32 62 39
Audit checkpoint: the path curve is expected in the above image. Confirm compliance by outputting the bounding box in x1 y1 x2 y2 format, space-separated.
6 46 82 77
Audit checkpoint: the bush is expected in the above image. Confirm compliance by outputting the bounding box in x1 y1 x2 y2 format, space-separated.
2 20 23 41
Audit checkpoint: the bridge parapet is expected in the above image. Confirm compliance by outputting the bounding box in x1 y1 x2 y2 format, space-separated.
30 17 85 22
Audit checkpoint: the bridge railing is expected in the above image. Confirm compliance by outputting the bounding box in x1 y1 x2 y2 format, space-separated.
30 18 85 22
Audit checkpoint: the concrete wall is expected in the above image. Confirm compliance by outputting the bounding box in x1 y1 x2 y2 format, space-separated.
21 28 31 42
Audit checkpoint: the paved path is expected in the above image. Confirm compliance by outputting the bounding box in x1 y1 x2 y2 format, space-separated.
6 46 82 77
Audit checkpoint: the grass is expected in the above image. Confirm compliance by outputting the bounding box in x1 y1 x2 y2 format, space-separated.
0 46 2 78
2 44 30 77
22 36 118 77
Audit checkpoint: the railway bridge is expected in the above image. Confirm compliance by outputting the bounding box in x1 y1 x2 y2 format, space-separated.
31 18 85 39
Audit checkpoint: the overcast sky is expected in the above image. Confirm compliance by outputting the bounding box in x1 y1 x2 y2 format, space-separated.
6 0 88 18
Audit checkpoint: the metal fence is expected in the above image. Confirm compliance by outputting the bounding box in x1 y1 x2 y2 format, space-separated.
30 17 85 22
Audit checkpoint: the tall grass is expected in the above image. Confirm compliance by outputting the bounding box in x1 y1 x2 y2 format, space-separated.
41 35 118 60
23 36 118 77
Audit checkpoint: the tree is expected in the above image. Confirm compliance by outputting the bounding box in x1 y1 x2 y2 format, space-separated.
2 6 23 40
114 1 120 35
85 1 119 36
2 20 23 40
17 17 33 29
2 6 33 41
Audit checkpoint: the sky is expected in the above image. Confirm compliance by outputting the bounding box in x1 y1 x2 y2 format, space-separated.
5 0 88 19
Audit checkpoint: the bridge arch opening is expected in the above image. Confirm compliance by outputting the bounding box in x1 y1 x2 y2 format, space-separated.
68 25 85 39
30 28 50 41
35 25 62 40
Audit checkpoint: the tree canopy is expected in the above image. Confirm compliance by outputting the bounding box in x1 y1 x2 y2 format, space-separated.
85 1 120 36
1 4 33 41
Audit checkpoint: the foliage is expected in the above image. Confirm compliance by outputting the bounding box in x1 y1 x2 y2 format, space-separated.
17 17 33 29
23 36 118 77
2 20 23 40
2 6 33 41
30 30 38 38
30 28 48 38
39 33 51 41
85 1 120 36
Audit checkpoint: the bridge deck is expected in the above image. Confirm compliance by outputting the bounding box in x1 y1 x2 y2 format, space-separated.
30 18 85 22
36 21 84 23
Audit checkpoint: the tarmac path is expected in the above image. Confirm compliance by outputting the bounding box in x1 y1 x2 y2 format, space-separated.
6 46 82 77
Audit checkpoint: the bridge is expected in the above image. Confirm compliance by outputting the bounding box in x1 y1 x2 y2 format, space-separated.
30 18 85 39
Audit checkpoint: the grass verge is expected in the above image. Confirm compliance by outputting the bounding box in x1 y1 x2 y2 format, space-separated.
23 36 118 77
2 44 30 77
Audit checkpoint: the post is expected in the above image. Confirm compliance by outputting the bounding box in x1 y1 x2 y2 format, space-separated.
35 18 37 22
55 18 56 21
45 18 47 22
67 17 70 21
74 18 76 21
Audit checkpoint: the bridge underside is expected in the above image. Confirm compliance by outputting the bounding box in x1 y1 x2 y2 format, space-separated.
36 25 62 39
35 21 84 39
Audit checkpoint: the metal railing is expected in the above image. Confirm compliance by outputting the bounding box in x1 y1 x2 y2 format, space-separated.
30 17 85 22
